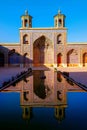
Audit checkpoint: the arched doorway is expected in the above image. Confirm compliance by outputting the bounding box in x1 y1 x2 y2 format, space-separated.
0 52 4 67
83 53 87 67
57 53 62 67
33 35 53 67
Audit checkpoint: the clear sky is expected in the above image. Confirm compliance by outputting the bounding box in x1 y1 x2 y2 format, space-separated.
0 0 87 43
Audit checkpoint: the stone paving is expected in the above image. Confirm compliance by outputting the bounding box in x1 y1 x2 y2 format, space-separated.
0 67 87 87
58 67 87 86
0 67 27 87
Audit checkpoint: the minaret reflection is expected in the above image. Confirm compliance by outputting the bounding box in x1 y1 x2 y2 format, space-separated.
54 71 67 122
20 70 67 122
22 107 33 120
20 74 33 121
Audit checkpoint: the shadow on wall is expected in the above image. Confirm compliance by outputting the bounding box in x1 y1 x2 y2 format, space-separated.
0 45 32 67
0 35 53 68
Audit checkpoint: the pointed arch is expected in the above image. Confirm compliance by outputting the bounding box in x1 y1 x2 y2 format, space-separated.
57 53 62 67
57 34 62 44
83 52 87 67
23 34 29 44
33 35 53 66
67 49 78 67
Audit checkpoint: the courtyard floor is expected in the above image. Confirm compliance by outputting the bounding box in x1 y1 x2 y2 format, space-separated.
0 67 87 87
58 67 87 86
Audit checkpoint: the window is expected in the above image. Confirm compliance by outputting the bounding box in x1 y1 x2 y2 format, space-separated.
24 19 28 27
58 19 62 27
57 34 62 44
23 34 28 44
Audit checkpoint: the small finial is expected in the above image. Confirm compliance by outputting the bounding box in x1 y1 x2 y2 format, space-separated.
58 9 61 14
25 10 28 15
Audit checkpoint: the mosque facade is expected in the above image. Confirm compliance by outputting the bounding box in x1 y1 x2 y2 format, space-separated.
0 10 87 68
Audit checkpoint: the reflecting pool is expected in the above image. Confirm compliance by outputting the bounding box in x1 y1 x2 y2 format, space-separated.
0 70 87 130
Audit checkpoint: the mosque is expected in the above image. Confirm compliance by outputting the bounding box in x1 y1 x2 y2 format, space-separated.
0 10 87 68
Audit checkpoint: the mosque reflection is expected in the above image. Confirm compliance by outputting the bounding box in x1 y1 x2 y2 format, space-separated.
2 70 84 122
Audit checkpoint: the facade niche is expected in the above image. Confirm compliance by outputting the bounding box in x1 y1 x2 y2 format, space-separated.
0 52 4 66
23 34 29 44
57 53 62 67
57 34 62 44
67 49 78 67
83 52 87 67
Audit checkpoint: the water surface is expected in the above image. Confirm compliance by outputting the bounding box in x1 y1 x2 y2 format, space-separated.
0 70 87 130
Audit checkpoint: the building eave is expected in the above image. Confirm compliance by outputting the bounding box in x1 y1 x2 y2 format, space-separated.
19 27 67 30
0 43 20 46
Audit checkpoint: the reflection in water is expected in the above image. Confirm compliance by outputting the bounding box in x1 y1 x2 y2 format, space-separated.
33 71 51 99
23 91 29 101
0 70 87 129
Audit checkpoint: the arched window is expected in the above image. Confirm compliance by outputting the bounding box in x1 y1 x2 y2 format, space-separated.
24 19 28 27
23 34 28 44
58 19 62 27
83 53 87 67
57 34 62 44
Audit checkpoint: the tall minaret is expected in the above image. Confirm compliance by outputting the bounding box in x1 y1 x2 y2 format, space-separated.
54 10 66 28
21 10 32 28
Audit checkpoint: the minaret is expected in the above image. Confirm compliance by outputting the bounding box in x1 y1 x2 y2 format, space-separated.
21 10 32 28
54 10 66 28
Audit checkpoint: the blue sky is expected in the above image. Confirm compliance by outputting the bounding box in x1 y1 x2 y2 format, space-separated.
0 0 87 43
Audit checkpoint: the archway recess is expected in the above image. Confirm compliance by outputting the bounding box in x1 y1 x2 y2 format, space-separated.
57 53 62 67
83 53 87 67
0 52 4 67
67 49 78 67
33 35 53 67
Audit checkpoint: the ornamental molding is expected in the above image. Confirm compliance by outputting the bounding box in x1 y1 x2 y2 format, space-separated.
20 29 66 33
